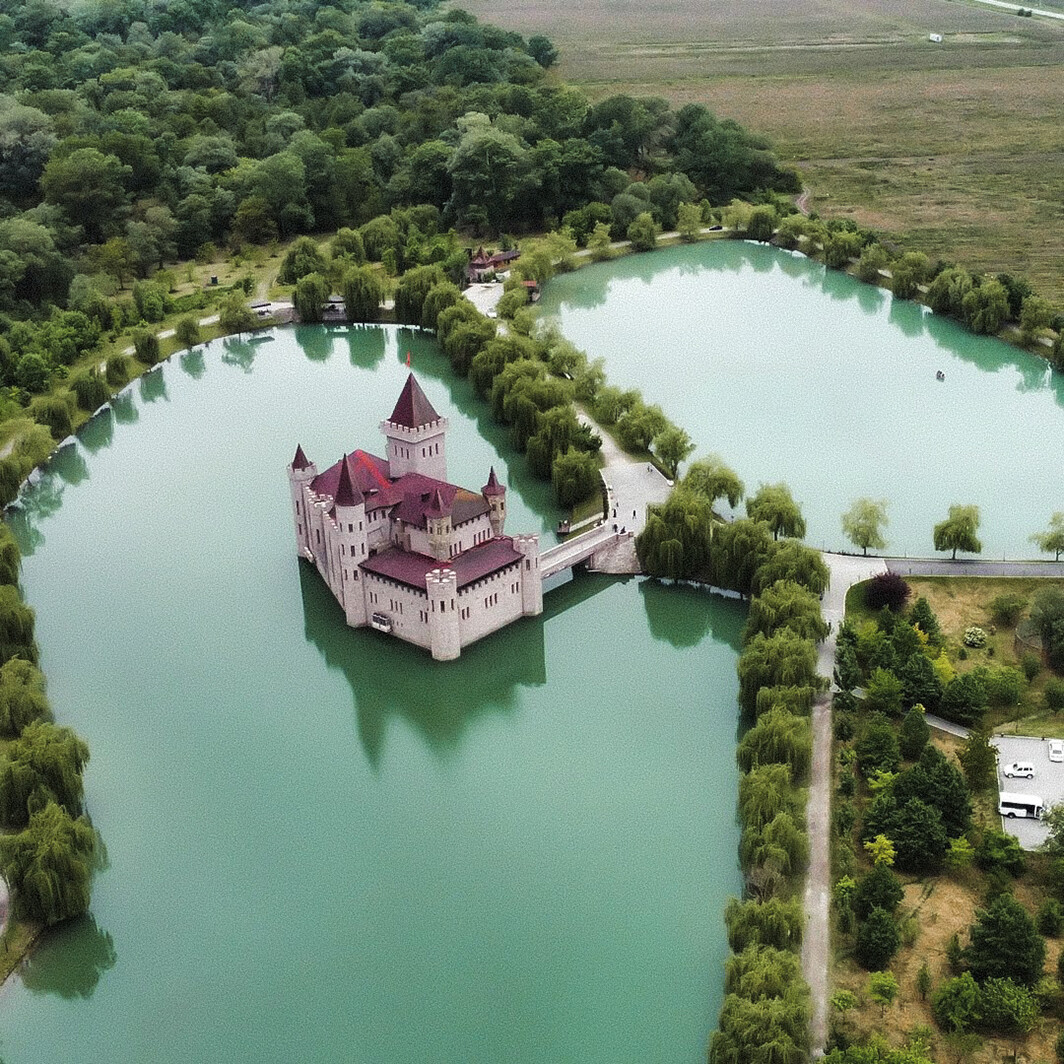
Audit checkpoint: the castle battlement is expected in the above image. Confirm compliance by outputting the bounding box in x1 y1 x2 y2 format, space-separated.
288 373 542 660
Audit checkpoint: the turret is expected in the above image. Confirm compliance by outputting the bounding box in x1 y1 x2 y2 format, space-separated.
288 444 317 557
513 533 543 617
332 455 369 626
426 568 460 661
425 488 453 562
482 466 506 537
380 373 448 481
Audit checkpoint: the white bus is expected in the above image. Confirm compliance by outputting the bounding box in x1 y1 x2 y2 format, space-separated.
998 792 1044 819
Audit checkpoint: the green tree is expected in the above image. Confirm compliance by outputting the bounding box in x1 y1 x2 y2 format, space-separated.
626 211 658 252
932 972 981 1033
752 540 829 597
978 977 1038 1035
0 658 50 738
219 293 257 336
736 708 811 782
965 894 1046 987
652 425 694 478
0 524 21 588
131 330 161 367
0 583 39 664
636 488 713 580
864 667 904 717
174 317 201 349
855 714 901 776
551 447 599 508
1019 294 1054 343
677 202 702 241
868 971 899 1016
743 580 828 645
961 279 1009 335
959 728 996 790
855 907 901 970
853 865 903 920
1031 512 1064 561
899 704 930 760
684 455 745 509
724 896 804 952
737 631 820 715
587 222 614 261
738 764 801 832
394 264 446 326
278 236 329 285
933 504 982 559
0 800 96 925
40 148 131 243
342 265 384 324
747 482 806 540
0 720 89 826
842 498 888 555
294 272 330 324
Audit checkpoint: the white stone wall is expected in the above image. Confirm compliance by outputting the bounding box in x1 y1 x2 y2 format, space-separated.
381 418 448 481
454 563 526 647
406 513 494 559
363 573 432 649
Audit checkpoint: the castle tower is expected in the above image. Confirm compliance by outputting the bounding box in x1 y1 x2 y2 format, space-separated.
288 444 317 556
333 455 369 627
513 534 543 617
380 373 448 481
426 568 460 661
482 466 506 538
425 488 453 562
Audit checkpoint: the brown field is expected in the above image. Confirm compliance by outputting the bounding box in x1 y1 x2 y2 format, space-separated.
455 0 1064 301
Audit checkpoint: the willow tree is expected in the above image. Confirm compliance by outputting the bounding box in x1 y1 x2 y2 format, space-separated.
736 708 812 781
0 720 89 826
0 521 21 586
0 800 96 925
0 658 51 738
841 498 888 556
341 264 384 324
752 540 829 597
933 504 982 559
684 454 745 509
0 583 37 665
743 580 827 645
635 487 714 580
1031 512 1064 561
747 482 806 540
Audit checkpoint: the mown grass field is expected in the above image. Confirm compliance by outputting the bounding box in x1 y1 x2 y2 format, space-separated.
454 0 1064 301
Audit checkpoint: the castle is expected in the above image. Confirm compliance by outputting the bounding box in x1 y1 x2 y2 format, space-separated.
288 374 543 660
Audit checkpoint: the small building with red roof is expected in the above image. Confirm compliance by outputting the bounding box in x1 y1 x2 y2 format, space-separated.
287 373 543 660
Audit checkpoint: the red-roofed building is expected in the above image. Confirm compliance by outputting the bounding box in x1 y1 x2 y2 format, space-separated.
287 374 542 660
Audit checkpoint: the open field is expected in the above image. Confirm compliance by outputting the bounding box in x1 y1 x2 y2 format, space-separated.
454 0 1064 300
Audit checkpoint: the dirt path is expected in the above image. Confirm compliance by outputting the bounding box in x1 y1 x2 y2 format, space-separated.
796 186 812 216
804 552 887 1056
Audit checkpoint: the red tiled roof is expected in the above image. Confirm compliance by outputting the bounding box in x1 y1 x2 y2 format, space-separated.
424 487 449 519
387 374 440 429
360 537 524 591
291 444 311 470
392 474 489 528
482 466 505 497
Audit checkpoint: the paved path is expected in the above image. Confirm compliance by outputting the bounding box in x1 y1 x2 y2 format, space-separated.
577 410 672 574
122 312 220 355
925 713 970 739
963 0 1064 20
804 552 887 1057
885 557 1064 577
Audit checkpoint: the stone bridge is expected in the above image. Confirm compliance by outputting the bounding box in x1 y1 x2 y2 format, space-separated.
539 524 621 580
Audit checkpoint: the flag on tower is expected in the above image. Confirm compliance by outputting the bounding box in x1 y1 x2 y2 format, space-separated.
405 350 411 367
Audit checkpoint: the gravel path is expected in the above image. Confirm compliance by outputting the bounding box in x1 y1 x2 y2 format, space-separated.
886 557 1064 577
804 552 887 1056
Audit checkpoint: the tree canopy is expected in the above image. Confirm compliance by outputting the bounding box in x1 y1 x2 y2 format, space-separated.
933 504 982 559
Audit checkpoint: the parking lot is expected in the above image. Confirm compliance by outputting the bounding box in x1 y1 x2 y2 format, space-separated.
991 735 1064 849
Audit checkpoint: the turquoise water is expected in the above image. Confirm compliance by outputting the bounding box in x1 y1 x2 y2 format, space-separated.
538 241 1064 559
0 327 745 1064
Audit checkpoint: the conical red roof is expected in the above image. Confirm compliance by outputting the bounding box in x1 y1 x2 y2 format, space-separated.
387 373 440 429
292 444 311 470
334 454 364 507
425 487 451 518
482 466 505 497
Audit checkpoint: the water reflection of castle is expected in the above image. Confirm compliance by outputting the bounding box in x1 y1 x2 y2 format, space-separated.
288 374 543 660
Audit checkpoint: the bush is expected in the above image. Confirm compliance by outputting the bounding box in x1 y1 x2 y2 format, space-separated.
1021 651 1042 681
899 704 930 760
963 626 987 648
932 972 980 1033
990 593 1027 626
852 865 903 921
1038 899 1064 937
132 329 161 366
864 572 910 612
105 353 132 387
28 395 73 440
976 829 1026 877
67 371 110 413
174 316 201 349
1046 677 1064 711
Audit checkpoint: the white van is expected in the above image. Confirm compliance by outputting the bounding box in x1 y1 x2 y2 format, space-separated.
998 792 1044 819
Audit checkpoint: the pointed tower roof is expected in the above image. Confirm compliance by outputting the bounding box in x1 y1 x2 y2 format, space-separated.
334 454 364 508
425 487 451 519
388 373 440 429
482 466 505 497
292 444 311 470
